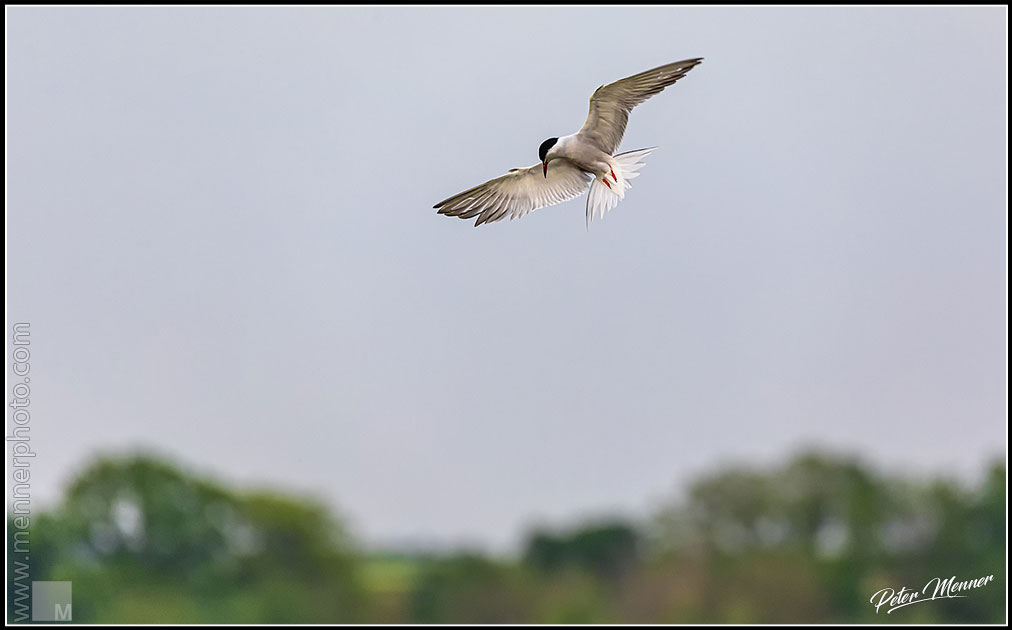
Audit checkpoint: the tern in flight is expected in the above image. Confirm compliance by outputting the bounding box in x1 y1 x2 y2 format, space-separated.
433 57 702 228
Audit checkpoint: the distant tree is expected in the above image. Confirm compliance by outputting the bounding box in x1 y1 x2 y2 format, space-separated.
9 452 365 623
649 451 1006 624
524 521 640 581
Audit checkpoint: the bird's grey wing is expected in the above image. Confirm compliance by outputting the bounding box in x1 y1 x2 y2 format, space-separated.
576 58 703 155
433 158 591 226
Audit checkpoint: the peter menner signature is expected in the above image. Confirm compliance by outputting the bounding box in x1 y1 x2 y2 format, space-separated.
870 574 995 614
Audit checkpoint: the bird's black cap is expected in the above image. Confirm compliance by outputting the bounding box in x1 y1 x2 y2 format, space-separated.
538 137 558 163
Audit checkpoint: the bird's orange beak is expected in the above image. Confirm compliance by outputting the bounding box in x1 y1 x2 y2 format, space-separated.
543 161 548 178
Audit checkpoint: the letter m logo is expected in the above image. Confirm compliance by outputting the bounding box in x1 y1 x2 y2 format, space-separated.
55 603 72 620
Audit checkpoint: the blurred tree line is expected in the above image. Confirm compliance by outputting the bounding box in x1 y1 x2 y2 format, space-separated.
7 450 1005 623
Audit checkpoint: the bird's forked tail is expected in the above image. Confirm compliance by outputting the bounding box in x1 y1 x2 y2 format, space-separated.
585 147 657 228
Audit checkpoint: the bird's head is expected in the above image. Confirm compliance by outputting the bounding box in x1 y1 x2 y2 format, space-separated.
538 137 559 178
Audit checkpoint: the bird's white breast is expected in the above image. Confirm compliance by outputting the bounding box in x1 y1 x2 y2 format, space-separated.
553 134 611 175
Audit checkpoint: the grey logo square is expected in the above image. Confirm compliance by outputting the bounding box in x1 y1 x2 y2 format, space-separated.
32 581 72 621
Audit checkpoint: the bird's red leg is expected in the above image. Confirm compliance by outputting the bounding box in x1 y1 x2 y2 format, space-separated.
610 166 617 181
602 177 612 190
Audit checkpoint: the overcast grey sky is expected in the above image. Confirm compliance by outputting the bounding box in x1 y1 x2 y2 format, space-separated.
6 6 1007 552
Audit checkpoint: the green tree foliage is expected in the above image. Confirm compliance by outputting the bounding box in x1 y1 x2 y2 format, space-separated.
524 521 640 581
7 449 1005 623
648 451 1006 623
8 453 365 623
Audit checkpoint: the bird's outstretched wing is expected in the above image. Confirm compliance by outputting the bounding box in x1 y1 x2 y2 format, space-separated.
434 158 591 226
577 58 703 155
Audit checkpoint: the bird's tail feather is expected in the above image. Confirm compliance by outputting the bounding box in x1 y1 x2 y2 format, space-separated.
585 147 657 228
